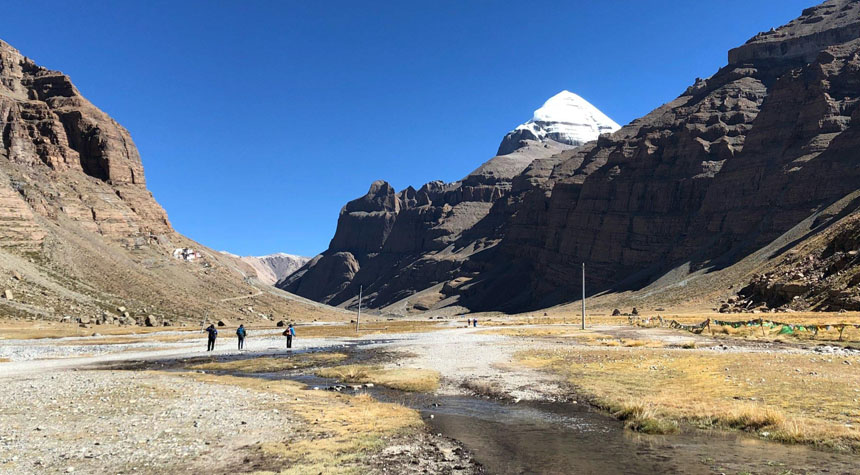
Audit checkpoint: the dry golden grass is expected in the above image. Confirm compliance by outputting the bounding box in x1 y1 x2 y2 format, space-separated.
184 372 422 474
518 347 860 451
478 326 666 349
0 320 196 340
316 364 440 392
0 357 9 363
191 353 348 372
619 339 664 348
610 400 679 434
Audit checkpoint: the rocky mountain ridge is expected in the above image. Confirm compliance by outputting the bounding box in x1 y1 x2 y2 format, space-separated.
279 91 621 312
284 0 860 314
0 39 342 324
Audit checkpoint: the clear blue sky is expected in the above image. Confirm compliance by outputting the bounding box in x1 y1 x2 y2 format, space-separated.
1 1 814 256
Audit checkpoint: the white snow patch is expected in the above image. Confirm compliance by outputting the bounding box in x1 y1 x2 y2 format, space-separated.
511 90 620 147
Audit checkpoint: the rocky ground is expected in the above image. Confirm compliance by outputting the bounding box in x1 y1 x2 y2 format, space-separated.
2 321 859 474
0 370 296 474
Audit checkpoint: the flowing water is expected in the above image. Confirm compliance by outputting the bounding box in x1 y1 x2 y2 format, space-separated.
116 349 859 474
288 373 859 475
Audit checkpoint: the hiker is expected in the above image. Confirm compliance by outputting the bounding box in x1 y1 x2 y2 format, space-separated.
236 324 246 350
473 318 477 327
283 323 295 349
466 318 471 327
204 324 218 351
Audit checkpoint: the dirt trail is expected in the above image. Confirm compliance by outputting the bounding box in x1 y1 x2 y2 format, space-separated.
218 289 264 302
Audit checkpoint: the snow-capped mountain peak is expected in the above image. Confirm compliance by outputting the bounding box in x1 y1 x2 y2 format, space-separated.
498 90 620 155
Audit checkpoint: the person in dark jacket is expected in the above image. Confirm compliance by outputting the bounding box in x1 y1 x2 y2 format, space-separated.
205 324 218 351
236 324 246 350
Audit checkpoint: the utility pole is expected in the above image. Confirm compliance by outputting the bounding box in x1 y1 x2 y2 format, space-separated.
581 263 586 330
356 285 363 332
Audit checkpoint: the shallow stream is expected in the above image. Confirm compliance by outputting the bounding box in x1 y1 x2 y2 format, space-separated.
285 372 858 474
114 347 860 474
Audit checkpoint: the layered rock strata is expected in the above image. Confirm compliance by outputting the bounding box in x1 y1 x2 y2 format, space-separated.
285 0 860 314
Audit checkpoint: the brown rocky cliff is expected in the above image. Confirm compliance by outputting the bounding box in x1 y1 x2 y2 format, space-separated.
0 39 170 244
0 39 346 326
285 0 860 314
278 147 546 310
489 0 860 308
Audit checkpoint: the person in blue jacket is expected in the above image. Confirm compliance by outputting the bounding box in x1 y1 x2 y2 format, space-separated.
236 324 247 350
283 323 295 349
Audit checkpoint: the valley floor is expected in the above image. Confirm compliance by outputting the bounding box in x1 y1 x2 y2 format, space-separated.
1 318 859 474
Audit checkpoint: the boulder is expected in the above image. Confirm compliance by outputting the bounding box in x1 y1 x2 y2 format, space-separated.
3 289 12 300
217 319 230 327
276 320 286 327
144 315 158 327
611 309 621 316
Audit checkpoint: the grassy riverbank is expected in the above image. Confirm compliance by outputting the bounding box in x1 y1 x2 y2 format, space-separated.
518 347 860 452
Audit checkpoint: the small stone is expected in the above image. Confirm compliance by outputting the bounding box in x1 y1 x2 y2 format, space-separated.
3 289 13 300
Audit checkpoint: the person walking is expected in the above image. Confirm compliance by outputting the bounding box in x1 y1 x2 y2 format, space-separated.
473 318 478 327
466 318 471 327
236 324 247 350
283 323 295 349
204 324 218 351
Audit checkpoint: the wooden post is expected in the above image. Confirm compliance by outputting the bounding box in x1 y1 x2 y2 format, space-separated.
760 318 766 337
356 285 362 333
581 263 586 330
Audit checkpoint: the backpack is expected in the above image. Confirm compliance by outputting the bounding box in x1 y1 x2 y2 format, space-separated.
282 329 289 336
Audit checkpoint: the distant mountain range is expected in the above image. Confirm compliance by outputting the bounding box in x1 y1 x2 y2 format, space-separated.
222 252 310 286
282 0 860 315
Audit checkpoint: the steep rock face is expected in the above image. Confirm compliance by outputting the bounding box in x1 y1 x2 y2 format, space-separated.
280 98 617 311
0 39 343 325
489 0 860 308
0 39 170 244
